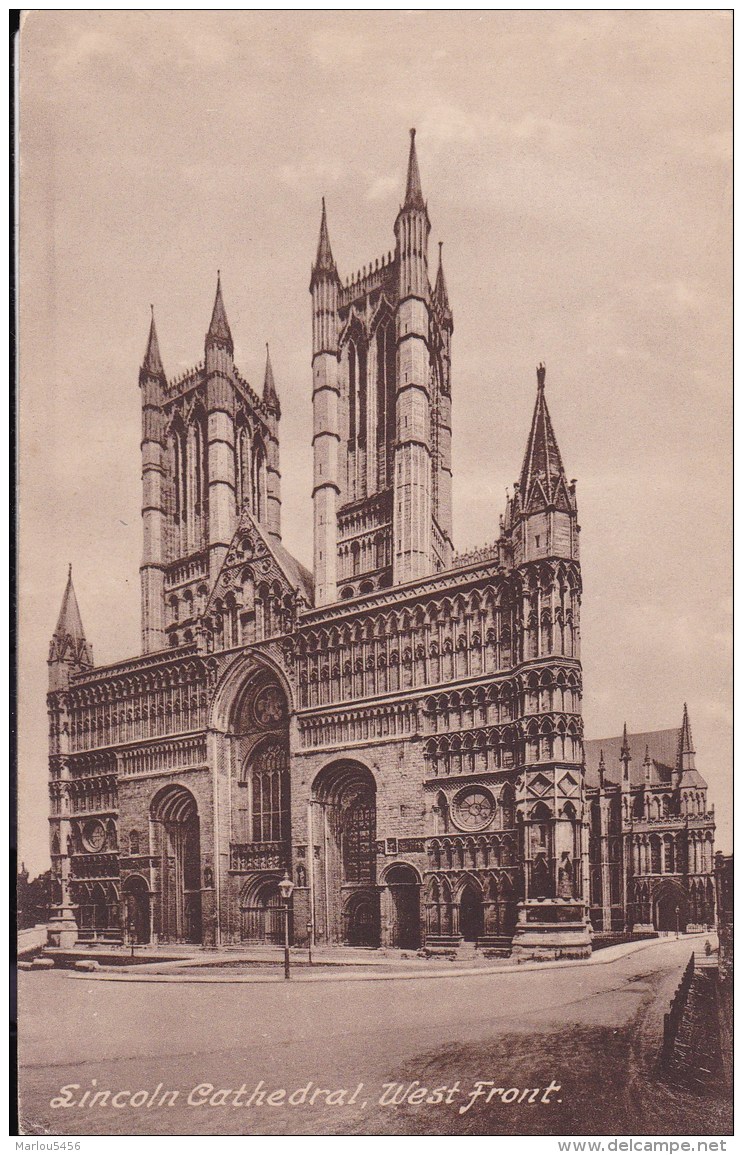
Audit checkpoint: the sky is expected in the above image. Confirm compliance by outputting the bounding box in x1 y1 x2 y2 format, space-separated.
18 11 732 875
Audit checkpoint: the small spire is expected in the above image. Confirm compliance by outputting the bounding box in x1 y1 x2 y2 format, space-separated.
314 198 336 273
434 241 450 310
206 270 233 354
403 127 425 211
644 744 652 780
598 749 606 787
142 305 165 377
620 723 631 782
50 567 92 667
679 702 696 772
262 342 280 416
518 363 567 507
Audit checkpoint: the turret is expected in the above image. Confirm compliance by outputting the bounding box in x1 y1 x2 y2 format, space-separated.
204 273 237 583
48 566 93 691
311 199 341 606
140 307 168 652
393 129 433 582
263 343 282 544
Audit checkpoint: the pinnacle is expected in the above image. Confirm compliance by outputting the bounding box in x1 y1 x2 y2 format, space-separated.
434 241 450 308
262 342 280 415
206 271 234 353
679 702 696 771
314 198 336 272
403 127 425 211
142 305 164 377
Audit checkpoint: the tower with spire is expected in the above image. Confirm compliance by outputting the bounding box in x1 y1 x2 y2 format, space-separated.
310 129 454 605
137 275 285 651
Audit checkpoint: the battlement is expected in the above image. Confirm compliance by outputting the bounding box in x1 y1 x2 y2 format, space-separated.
167 361 205 394
339 251 397 306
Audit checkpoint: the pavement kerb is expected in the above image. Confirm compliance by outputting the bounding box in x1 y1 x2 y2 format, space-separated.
58 933 709 986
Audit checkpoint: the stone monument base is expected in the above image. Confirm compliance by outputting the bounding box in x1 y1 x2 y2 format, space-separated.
510 899 592 960
46 911 80 949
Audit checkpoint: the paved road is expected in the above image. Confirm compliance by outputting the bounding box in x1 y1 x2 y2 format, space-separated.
18 936 731 1136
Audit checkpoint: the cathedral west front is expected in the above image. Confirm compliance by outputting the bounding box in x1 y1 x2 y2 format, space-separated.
46 132 717 958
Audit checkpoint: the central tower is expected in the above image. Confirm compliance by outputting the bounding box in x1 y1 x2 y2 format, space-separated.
310 130 453 606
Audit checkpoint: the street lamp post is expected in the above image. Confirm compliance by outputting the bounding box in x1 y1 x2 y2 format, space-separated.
675 905 680 939
278 871 295 980
306 920 313 967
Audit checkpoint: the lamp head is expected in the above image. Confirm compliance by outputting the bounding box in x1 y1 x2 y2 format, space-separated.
278 870 295 901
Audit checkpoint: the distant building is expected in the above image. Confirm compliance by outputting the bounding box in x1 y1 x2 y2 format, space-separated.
585 712 716 933
45 132 715 957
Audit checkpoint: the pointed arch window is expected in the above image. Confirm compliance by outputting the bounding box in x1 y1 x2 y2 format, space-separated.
342 787 375 882
376 319 396 487
348 341 357 444
236 422 253 514
250 740 289 843
252 439 267 523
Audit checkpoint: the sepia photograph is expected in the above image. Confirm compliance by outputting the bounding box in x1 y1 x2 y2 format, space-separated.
16 10 732 1140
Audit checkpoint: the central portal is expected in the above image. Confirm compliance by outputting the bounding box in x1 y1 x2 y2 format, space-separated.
311 761 379 947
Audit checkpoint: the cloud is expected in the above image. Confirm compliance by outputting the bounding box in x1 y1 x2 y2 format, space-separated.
365 175 398 202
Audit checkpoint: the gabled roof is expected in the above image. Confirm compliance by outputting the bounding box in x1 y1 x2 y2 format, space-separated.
207 507 313 617
584 727 708 791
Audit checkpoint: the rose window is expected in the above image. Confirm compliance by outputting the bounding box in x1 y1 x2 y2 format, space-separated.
451 788 496 832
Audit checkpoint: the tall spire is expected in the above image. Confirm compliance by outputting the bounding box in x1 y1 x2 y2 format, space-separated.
644 744 652 781
206 271 233 354
518 363 567 507
142 305 164 377
262 342 280 416
49 566 92 668
678 702 696 772
403 127 425 211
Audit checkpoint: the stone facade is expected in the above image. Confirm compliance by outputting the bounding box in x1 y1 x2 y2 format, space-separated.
45 133 715 957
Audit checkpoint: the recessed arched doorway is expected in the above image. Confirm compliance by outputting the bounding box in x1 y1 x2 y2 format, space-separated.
384 863 421 949
240 876 290 944
311 761 379 946
654 882 688 933
460 881 484 942
150 784 202 943
122 874 151 944
344 890 380 946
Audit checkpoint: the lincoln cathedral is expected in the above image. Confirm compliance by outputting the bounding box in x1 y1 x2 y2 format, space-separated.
46 131 716 957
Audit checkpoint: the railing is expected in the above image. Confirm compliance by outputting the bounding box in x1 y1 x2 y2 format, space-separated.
452 541 501 569
229 842 288 872
661 952 696 1064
